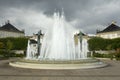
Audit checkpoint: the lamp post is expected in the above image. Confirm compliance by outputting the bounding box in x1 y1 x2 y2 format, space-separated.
79 31 83 51
37 30 42 57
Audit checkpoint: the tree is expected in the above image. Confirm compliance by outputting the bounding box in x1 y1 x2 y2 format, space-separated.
112 38 120 50
3 40 13 57
6 40 13 51
88 37 120 51
0 37 28 50
0 42 4 49
88 37 106 51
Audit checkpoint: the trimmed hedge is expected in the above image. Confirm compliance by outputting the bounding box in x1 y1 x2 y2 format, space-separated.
93 52 120 60
0 37 28 50
88 37 120 51
0 50 25 58
93 52 112 58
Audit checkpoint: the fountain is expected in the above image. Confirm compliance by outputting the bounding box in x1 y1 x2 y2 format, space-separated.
38 10 88 60
9 10 107 69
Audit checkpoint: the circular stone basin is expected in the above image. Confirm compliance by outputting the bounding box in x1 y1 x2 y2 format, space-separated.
9 58 108 69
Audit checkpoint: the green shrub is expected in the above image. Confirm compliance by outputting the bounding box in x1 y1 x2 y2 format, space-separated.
0 37 28 50
115 53 120 60
15 54 25 57
0 42 4 49
93 53 103 57
93 52 120 60
88 37 120 51
0 50 25 58
0 50 9 58
93 52 114 58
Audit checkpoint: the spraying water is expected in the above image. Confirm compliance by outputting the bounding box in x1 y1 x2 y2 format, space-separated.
26 10 88 60
38 10 88 60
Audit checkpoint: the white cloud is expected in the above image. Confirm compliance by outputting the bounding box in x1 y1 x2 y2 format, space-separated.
0 0 120 35
0 8 54 35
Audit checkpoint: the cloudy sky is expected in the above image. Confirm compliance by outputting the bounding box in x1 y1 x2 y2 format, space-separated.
0 0 120 35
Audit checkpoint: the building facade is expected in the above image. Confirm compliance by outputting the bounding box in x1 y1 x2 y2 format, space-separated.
0 21 25 38
96 23 120 39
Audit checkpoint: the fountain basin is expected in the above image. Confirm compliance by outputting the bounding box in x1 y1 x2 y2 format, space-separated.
9 58 108 69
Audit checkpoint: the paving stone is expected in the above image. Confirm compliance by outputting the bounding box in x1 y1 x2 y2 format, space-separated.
0 59 120 80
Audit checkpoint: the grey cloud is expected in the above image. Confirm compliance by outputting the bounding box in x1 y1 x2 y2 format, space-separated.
0 0 120 35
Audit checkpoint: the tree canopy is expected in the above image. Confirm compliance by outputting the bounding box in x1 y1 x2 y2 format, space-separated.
0 37 28 50
88 37 120 51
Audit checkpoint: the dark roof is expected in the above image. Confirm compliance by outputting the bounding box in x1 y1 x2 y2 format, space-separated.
97 23 120 33
77 32 86 36
0 23 24 33
29 39 37 44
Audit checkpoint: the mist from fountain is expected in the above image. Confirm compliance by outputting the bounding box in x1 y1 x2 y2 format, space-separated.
26 40 31 59
38 10 88 60
10 10 108 70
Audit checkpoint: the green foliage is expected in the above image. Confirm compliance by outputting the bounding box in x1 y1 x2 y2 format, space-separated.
93 52 103 57
111 38 120 50
0 50 9 58
0 50 25 58
88 37 120 51
93 52 112 58
88 37 108 50
15 54 25 57
115 53 120 60
0 37 28 50
0 37 28 59
92 52 120 61
12 38 28 50
6 40 13 51
93 53 115 60
0 42 4 48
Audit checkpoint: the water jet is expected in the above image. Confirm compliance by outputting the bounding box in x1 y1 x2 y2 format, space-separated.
10 10 107 69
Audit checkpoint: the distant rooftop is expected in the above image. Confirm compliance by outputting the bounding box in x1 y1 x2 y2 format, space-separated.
77 32 86 36
97 23 120 33
0 21 24 33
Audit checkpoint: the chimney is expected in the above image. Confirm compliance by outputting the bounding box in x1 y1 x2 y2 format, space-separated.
5 20 10 24
7 20 10 23
112 20 117 24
